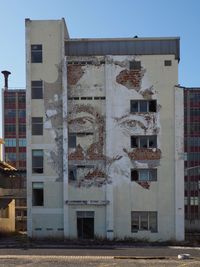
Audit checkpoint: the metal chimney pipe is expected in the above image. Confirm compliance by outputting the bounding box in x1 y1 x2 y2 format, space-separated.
1 70 11 89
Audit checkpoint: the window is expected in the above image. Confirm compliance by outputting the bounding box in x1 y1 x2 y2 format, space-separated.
32 117 43 135
131 169 157 181
18 95 25 104
131 211 157 232
19 124 26 133
190 197 199 206
68 133 76 148
32 150 43 173
18 110 26 118
5 109 16 118
19 153 26 161
130 100 157 112
5 138 16 147
5 124 16 133
164 60 172 66
130 61 141 70
68 166 77 181
131 136 157 148
6 153 16 161
31 44 42 63
31 81 43 99
19 138 26 147
32 182 44 206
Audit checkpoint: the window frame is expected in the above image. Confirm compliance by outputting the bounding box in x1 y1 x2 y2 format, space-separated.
130 100 157 113
131 211 157 233
32 117 43 136
32 149 44 174
32 182 44 206
131 136 157 149
31 80 43 99
31 44 43 63
131 169 157 182
68 133 77 148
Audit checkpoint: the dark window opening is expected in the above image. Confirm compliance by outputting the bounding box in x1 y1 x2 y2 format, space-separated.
149 100 157 112
32 182 43 206
31 81 43 99
31 44 42 63
131 136 157 148
32 117 43 135
131 169 157 181
131 170 139 181
32 150 43 173
130 100 157 113
164 60 172 66
68 134 76 148
68 167 77 181
130 61 141 70
77 211 94 239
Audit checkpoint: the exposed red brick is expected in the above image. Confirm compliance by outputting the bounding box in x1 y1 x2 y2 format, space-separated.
67 65 84 85
85 169 106 179
69 144 84 160
123 148 161 160
86 142 104 160
137 181 150 189
116 69 145 90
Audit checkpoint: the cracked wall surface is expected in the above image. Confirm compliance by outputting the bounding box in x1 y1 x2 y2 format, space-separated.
66 55 161 190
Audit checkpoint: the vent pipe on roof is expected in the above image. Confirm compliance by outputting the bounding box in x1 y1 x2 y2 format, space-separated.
1 70 11 90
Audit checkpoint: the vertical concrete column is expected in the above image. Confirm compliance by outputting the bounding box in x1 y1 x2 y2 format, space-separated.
62 55 69 237
105 58 114 239
25 18 33 237
174 86 185 241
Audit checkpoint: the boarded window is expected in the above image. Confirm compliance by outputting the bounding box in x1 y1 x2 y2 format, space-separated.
31 44 42 63
130 100 157 112
131 211 157 232
32 117 43 135
32 150 43 173
32 182 43 206
31 81 43 99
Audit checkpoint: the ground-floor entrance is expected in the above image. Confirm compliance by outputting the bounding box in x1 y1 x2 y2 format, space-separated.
77 211 94 239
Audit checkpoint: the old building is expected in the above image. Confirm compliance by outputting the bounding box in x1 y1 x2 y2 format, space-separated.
25 18 184 240
1 72 27 231
184 87 200 233
2 75 26 170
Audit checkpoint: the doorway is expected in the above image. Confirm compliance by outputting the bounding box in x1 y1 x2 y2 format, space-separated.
77 211 94 239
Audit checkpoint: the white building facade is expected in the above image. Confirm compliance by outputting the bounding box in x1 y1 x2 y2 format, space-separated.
25 18 184 241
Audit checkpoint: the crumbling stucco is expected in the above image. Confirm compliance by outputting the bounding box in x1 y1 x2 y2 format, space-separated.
123 148 162 161
116 69 145 91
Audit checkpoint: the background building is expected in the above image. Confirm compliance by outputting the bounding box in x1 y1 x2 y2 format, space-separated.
3 88 26 170
26 18 184 240
184 87 200 233
1 71 27 231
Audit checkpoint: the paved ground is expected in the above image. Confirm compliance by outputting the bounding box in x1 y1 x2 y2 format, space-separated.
0 255 199 267
0 247 199 266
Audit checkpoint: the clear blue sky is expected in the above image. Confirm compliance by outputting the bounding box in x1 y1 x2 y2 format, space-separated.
0 0 200 88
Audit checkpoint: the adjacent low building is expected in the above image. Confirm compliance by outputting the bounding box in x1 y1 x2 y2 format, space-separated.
25 18 184 240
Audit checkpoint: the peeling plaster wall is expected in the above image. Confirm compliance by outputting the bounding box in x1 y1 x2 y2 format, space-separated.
27 20 183 240
105 54 181 240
